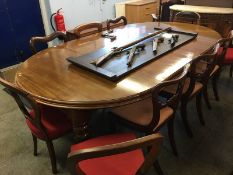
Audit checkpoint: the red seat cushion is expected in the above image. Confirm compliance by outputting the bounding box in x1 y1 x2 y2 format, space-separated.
218 47 233 64
223 48 233 64
71 133 144 175
26 106 72 140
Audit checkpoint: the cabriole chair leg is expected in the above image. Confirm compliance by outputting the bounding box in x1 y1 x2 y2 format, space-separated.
180 102 193 138
230 65 233 78
167 118 178 156
153 160 165 175
196 92 205 126
212 72 220 101
203 86 211 110
32 134 38 156
46 140 57 174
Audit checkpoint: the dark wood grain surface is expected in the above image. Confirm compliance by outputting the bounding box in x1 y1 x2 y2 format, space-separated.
15 22 221 109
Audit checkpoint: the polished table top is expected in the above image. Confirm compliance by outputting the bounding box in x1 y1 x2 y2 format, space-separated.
16 22 221 109
170 5 233 14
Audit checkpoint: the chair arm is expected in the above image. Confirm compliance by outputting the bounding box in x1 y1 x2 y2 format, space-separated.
67 133 163 175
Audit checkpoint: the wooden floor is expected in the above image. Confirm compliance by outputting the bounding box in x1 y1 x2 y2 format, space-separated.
0 67 232 174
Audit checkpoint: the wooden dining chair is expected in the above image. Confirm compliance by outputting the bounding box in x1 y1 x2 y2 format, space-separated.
200 32 233 106
29 31 67 54
67 133 164 175
173 11 201 25
111 64 190 156
71 22 103 39
0 77 72 174
221 30 233 77
165 43 220 137
106 16 127 30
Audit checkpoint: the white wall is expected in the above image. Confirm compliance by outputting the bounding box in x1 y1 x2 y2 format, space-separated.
39 0 127 35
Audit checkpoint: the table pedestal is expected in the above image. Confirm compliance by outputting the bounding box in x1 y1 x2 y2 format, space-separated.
67 109 93 142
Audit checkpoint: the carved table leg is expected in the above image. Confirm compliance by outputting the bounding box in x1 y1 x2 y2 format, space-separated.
67 109 93 143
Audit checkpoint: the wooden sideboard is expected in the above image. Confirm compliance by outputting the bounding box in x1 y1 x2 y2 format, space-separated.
115 0 157 23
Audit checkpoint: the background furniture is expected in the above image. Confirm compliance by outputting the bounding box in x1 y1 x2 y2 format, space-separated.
170 5 233 37
159 0 185 21
173 11 200 24
115 0 157 23
185 0 233 8
15 22 221 141
0 77 72 174
67 133 164 175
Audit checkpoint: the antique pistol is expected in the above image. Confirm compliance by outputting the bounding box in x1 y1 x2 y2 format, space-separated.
127 44 145 67
169 34 179 47
152 36 164 54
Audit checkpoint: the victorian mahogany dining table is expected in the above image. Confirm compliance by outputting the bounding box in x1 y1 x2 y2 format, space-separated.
15 22 221 142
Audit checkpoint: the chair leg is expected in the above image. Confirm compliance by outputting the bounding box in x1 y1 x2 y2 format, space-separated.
230 65 233 78
153 160 165 175
212 71 220 101
203 86 211 110
46 140 57 174
167 118 178 156
196 92 205 126
32 134 38 156
180 102 193 138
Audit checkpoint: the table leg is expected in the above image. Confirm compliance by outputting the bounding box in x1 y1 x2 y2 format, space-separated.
67 109 93 142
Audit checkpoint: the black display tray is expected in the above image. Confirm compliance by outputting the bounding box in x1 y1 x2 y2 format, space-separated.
67 28 197 81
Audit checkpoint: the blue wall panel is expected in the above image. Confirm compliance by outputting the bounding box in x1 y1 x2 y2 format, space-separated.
0 0 45 68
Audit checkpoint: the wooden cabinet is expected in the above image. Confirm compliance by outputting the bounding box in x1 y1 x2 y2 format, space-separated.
115 0 157 23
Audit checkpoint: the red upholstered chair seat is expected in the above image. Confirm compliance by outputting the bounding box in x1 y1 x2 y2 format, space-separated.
26 106 72 140
70 133 144 175
223 48 233 64
218 47 233 64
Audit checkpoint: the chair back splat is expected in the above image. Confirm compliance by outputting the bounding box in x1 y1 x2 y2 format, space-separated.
0 77 46 135
72 22 103 38
106 16 127 30
67 133 163 175
173 11 201 25
30 31 67 54
149 64 190 131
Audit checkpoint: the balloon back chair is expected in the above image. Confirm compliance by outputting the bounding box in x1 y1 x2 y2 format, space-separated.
0 77 72 174
29 31 67 54
111 64 190 156
164 43 220 137
106 16 127 31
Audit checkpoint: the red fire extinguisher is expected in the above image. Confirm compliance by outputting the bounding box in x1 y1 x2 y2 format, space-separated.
50 8 66 32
